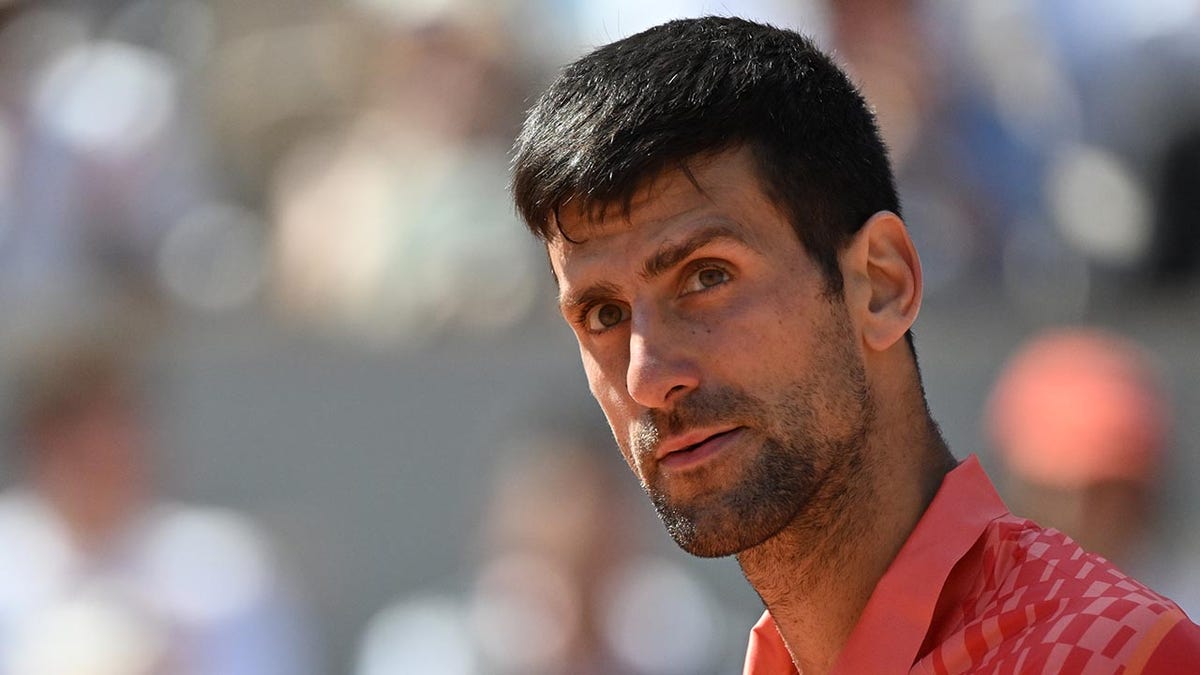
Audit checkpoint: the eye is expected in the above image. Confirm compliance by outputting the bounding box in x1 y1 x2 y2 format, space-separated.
682 265 731 294
584 302 630 332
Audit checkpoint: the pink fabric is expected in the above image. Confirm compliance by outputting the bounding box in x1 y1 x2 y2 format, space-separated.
744 456 1200 674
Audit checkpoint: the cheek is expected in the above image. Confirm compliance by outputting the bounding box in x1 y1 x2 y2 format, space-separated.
581 356 641 472
709 289 805 356
580 343 631 406
706 287 826 396
588 379 635 448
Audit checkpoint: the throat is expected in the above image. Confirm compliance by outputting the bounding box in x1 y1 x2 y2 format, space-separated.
734 441 949 675
738 510 882 675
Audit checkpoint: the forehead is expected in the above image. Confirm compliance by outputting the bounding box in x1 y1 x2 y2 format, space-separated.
547 148 784 274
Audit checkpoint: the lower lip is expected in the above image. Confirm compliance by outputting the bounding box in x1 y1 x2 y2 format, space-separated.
659 428 744 471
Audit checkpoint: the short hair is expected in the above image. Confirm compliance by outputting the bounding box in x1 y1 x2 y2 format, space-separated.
511 16 899 295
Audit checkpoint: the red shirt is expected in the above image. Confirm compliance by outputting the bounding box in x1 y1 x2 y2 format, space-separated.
743 456 1200 674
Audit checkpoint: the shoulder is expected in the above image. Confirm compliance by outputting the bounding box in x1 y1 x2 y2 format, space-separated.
966 516 1200 673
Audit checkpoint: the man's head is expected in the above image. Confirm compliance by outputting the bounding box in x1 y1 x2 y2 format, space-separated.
512 16 899 295
987 329 1169 563
511 17 925 559
10 338 152 543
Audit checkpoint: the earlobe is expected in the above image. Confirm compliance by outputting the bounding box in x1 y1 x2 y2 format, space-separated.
843 211 922 352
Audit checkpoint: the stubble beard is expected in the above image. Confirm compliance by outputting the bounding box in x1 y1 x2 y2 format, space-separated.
632 306 875 559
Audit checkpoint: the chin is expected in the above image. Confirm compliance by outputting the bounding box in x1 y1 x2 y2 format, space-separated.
656 500 780 559
675 536 749 559
669 521 778 558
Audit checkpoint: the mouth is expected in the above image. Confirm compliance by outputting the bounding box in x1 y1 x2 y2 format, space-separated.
656 427 744 470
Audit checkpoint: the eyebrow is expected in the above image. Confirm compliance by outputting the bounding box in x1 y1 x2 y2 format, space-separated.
558 224 750 313
558 280 623 316
639 224 747 281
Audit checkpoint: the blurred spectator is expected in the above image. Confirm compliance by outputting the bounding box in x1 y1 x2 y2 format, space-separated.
986 327 1198 614
0 334 316 675
830 1 1200 315
1069 10 1200 283
355 428 747 675
269 9 541 344
0 2 234 330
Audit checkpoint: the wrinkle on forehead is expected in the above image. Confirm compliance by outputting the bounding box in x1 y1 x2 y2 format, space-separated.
555 220 757 313
548 150 737 246
547 147 783 286
548 199 711 287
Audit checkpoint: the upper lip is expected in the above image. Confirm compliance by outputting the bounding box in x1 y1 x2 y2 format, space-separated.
654 426 741 461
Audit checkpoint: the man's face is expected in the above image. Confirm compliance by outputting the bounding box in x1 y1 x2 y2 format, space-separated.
548 148 875 558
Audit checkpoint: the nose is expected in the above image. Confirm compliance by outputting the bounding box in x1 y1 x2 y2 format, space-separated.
626 315 701 409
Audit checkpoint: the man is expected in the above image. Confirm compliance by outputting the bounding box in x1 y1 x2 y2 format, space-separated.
0 336 315 675
356 428 740 674
509 16 1200 674
988 328 1200 616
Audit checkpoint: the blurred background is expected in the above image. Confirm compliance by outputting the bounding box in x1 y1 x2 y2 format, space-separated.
0 0 1197 672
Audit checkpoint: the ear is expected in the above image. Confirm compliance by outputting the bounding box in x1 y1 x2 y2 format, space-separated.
840 211 923 353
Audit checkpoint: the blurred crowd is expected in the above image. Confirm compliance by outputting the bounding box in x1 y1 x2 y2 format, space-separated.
1 0 1195 344
0 334 316 674
356 431 753 675
0 0 1198 673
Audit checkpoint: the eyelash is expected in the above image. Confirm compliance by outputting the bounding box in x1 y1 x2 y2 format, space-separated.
681 260 732 294
576 261 734 335
576 302 623 335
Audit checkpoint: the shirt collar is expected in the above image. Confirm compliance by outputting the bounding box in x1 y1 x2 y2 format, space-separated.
743 455 1010 675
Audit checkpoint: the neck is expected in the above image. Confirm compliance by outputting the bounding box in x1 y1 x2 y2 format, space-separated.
736 404 954 674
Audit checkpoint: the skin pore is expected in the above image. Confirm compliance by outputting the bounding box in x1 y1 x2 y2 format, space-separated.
548 147 956 674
